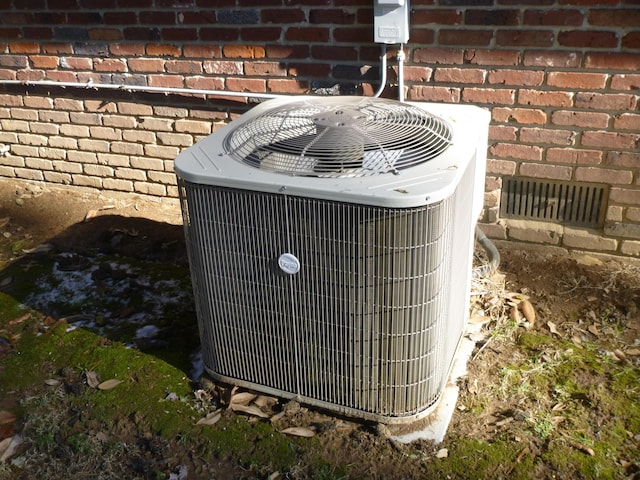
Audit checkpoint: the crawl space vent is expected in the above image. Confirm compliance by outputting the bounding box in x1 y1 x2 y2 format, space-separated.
501 177 608 228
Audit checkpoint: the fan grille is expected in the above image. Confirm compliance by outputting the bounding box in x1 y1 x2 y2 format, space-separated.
223 97 453 178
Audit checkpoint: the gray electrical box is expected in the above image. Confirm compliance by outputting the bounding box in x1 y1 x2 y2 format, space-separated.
374 0 410 44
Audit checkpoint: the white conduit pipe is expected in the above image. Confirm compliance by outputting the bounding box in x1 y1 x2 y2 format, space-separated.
0 50 392 101
397 45 406 102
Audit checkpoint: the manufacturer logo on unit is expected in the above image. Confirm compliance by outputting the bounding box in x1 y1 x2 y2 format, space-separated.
278 253 300 275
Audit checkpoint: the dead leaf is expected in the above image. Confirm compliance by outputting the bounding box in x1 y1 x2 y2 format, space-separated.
0 411 16 426
280 427 315 438
0 434 23 462
84 210 98 222
613 349 627 363
230 404 269 418
9 313 30 325
44 379 61 387
97 379 123 390
587 324 600 336
520 300 536 324
0 277 12 288
0 217 10 229
570 442 595 456
84 371 101 389
196 410 222 426
436 448 448 458
253 395 278 409
469 315 491 325
230 392 257 406
510 305 521 322
547 321 560 335
624 348 640 356
571 336 582 347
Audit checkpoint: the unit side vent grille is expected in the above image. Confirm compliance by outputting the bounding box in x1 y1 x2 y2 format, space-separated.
500 177 608 228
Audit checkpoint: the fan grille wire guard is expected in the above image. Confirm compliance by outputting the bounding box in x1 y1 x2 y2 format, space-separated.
177 172 475 422
222 97 453 178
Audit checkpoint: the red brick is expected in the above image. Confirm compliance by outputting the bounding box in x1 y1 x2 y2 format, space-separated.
486 158 517 176
558 30 618 48
244 61 287 77
128 58 165 73
551 110 610 129
524 9 583 25
311 45 358 61
614 113 640 131
147 44 181 57
110 44 145 56
262 9 306 23
285 27 330 42
497 30 555 47
490 143 543 161
88 29 122 41
183 45 222 58
94 58 127 72
203 60 242 75
434 67 485 84
139 11 175 24
163 28 198 42
166 59 203 74
412 9 462 25
103 12 137 24
589 9 640 27
180 11 217 24
575 92 637 110
464 49 520 66
184 76 225 91
523 50 581 68
519 162 572 181
622 32 640 50
409 85 461 103
60 57 92 69
148 74 184 88
17 70 45 81
488 69 544 86
287 62 331 78
576 166 633 185
493 107 547 125
309 8 356 24
200 28 239 42
402 66 433 82
462 87 515 105
585 53 640 71
438 29 493 46
414 48 463 65
465 9 519 25
606 151 640 169
547 148 602 165
409 29 436 45
30 55 59 69
519 89 573 107
334 27 371 43
9 41 40 53
42 43 73 54
46 70 77 82
241 27 282 42
267 78 309 94
0 27 21 39
520 127 576 146
547 72 608 90
489 125 518 141
226 77 266 93
265 44 309 59
582 131 639 150
610 188 640 206
223 45 265 59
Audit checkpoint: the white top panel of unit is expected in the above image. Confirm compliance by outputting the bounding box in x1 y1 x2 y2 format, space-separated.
174 96 490 209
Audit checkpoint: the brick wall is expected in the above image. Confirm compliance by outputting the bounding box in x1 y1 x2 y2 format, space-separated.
0 1 639 257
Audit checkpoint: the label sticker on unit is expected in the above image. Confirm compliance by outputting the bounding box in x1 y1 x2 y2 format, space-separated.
278 253 300 275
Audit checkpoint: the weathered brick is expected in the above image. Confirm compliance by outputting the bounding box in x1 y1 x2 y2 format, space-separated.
585 53 640 71
153 106 189 118
39 111 70 123
551 110 610 129
103 115 136 129
489 125 517 141
15 168 44 181
414 48 464 65
620 240 640 257
606 151 640 168
611 73 640 91
117 102 153 116
409 85 461 103
115 168 146 181
519 89 573 107
589 8 640 27
157 132 193 147
464 49 521 66
146 44 181 57
147 171 176 184
244 61 287 77
226 77 266 93
54 98 84 111
131 157 164 171
547 148 602 165
31 122 59 135
488 69 544 86
558 30 618 48
497 29 554 47
519 162 572 180
575 92 637 110
576 167 633 185
606 205 624 222
613 113 640 131
185 76 226 91
134 181 166 196
604 222 640 240
102 178 133 191
0 95 24 108
0 156 25 167
72 174 102 188
128 58 165 73
490 143 543 161
52 160 82 174
24 96 53 109
627 207 640 222
144 144 180 159
148 74 184 88
84 164 114 177
11 145 38 157
563 226 618 251
78 138 109 153
68 150 97 164
43 171 72 184
25 158 53 170
439 29 492 46
520 127 576 146
18 133 47 146
60 124 90 137
581 131 639 150
30 55 59 69
486 158 517 175
0 166 16 177
38 147 66 160
434 67 485 84
110 142 143 156
548 72 608 90
123 130 156 143
174 119 211 135
139 117 174 132
493 107 547 124
89 126 121 141
69 112 102 126
507 219 562 245
524 9 584 26
610 187 640 206
97 153 129 167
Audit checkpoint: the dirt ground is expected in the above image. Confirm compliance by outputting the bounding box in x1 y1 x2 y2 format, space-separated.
0 178 639 479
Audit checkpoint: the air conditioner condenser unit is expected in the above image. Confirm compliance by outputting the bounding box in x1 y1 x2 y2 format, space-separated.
174 96 489 423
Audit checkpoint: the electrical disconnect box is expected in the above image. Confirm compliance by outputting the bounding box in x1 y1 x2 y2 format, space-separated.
374 0 410 44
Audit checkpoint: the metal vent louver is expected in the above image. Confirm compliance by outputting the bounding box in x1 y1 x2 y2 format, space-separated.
174 97 490 424
223 97 453 178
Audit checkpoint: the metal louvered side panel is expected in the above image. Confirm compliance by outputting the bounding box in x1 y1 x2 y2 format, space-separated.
178 179 459 421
